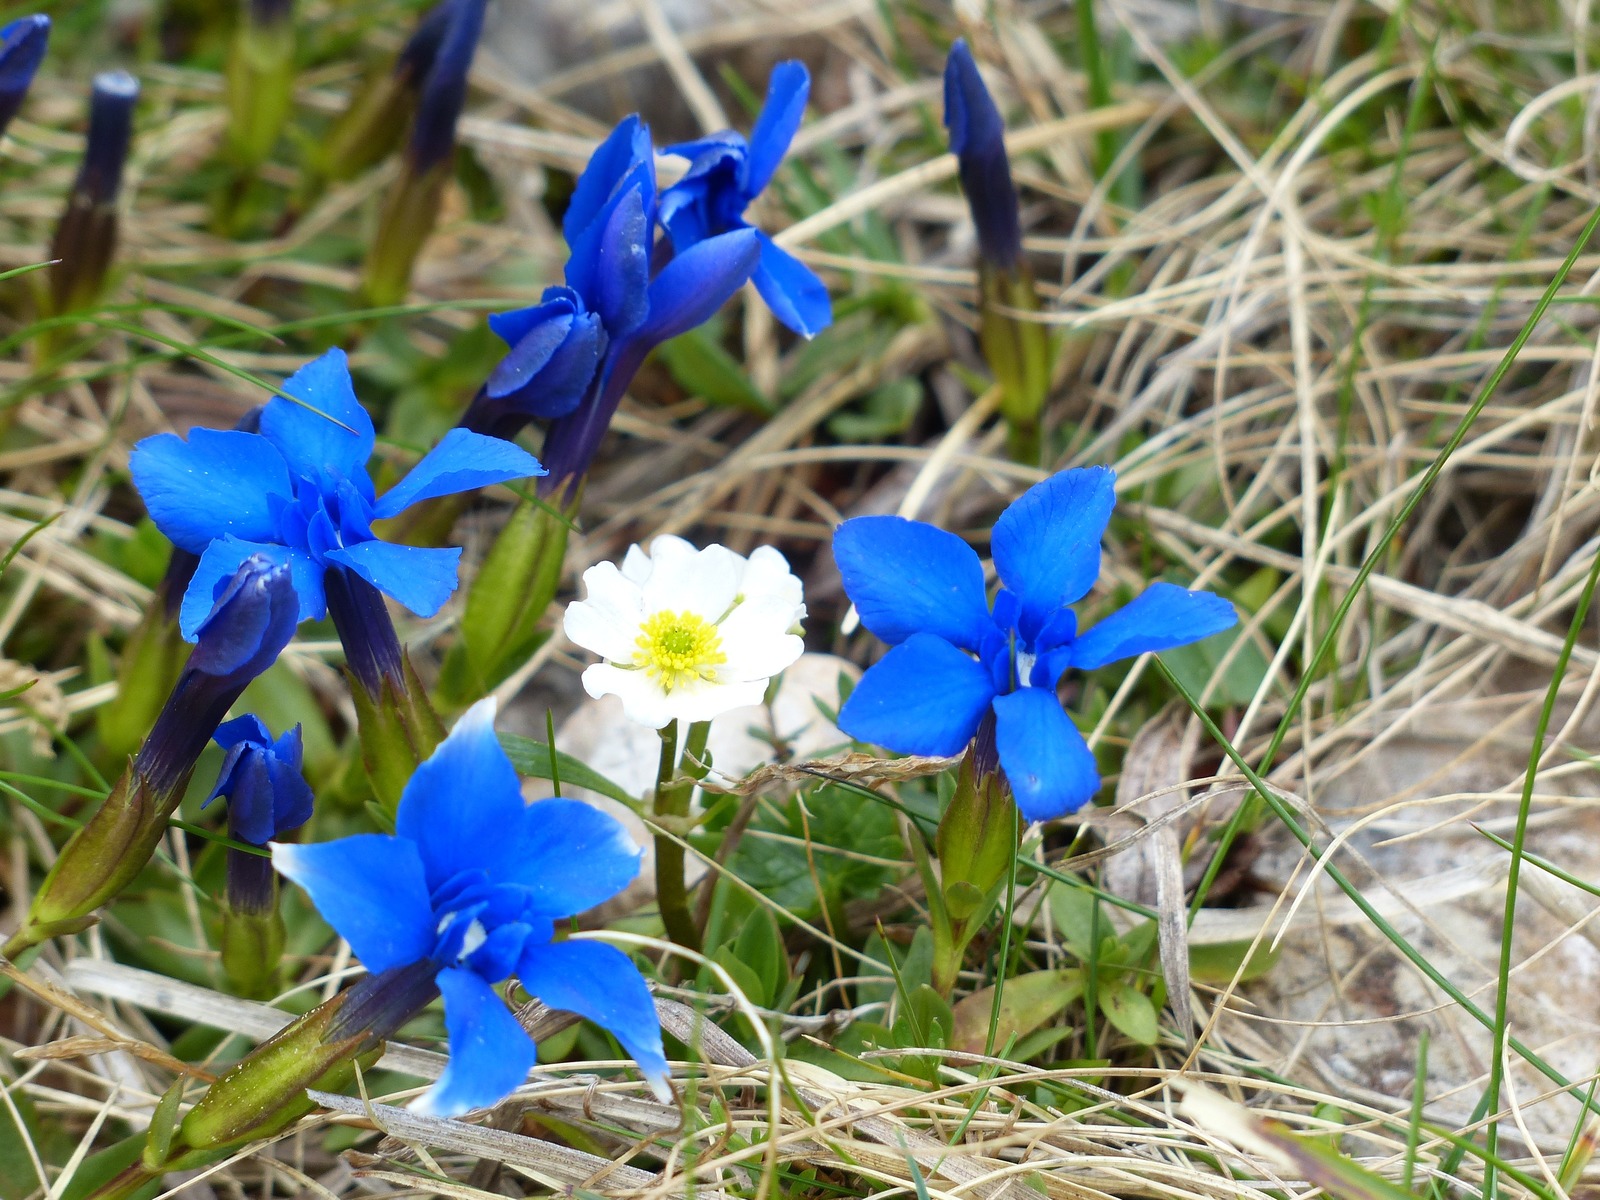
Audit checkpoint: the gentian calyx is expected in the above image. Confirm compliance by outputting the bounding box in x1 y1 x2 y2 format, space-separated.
564 536 806 729
659 60 831 338
272 697 670 1117
834 467 1238 821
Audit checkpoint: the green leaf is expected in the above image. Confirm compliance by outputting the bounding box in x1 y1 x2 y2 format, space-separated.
713 943 770 1009
1188 938 1280 984
657 325 774 415
951 968 1084 1053
1100 984 1160 1046
732 906 788 1005
499 733 640 809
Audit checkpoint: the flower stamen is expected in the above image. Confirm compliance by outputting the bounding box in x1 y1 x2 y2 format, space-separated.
633 609 726 692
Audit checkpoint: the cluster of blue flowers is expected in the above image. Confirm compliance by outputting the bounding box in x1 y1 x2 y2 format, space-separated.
463 62 831 490
835 468 1237 822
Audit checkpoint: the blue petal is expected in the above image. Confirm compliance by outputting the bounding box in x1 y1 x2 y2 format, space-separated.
267 749 315 836
992 687 1100 822
496 798 642 915
324 541 460 618
991 467 1116 627
838 633 995 757
634 229 760 348
833 515 994 651
413 967 538 1118
517 940 669 1099
373 429 546 519
271 835 436 972
752 232 831 338
259 349 376 488
487 302 572 379
130 429 292 555
566 179 652 338
214 713 271 750
1066 582 1238 671
395 697 528 893
743 60 809 197
564 115 652 245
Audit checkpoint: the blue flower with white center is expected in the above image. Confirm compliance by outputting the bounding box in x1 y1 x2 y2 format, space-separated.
206 715 314 847
0 15 48 141
659 60 831 339
464 116 762 489
273 697 669 1118
834 468 1238 822
130 347 546 648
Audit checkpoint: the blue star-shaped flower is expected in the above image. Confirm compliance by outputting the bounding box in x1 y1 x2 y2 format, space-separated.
273 698 669 1117
834 468 1238 822
205 715 314 847
130 347 546 641
659 61 831 338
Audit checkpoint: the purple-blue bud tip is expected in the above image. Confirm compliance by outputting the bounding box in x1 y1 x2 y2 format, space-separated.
0 15 49 140
408 0 486 174
188 554 298 683
942 39 1022 270
78 69 139 206
396 0 456 86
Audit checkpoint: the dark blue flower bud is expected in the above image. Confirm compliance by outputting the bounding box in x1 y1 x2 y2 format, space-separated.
47 70 139 317
248 0 292 24
396 0 455 88
0 15 49 141
407 0 485 175
135 555 297 799
78 70 139 206
323 565 404 697
943 40 1021 270
205 714 313 914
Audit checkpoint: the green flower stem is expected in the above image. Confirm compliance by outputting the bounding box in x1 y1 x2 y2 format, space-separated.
653 719 709 953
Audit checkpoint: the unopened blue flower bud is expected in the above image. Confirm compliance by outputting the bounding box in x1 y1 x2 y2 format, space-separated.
47 70 139 319
407 0 484 176
361 0 485 305
943 40 1021 271
459 290 605 438
0 16 49 141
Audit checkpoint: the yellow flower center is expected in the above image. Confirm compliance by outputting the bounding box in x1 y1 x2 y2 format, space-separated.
633 609 726 692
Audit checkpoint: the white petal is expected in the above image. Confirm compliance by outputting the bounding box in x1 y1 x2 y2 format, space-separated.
645 534 703 567
564 562 644 661
718 595 806 681
668 677 768 725
620 542 654 585
642 542 742 621
581 663 676 729
739 545 804 609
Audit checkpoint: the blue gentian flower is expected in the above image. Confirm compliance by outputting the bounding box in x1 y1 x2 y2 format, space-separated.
273 698 669 1117
943 40 1022 271
0 15 49 140
206 714 313 915
406 0 485 174
834 468 1238 821
137 555 299 801
130 347 546 664
659 61 831 338
464 117 761 490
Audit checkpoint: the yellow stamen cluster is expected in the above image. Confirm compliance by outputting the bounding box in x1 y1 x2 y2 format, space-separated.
633 609 726 693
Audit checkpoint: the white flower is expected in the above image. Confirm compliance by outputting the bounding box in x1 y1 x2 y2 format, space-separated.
563 535 806 728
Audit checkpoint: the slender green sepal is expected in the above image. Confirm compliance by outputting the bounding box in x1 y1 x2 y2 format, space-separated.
978 262 1052 464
